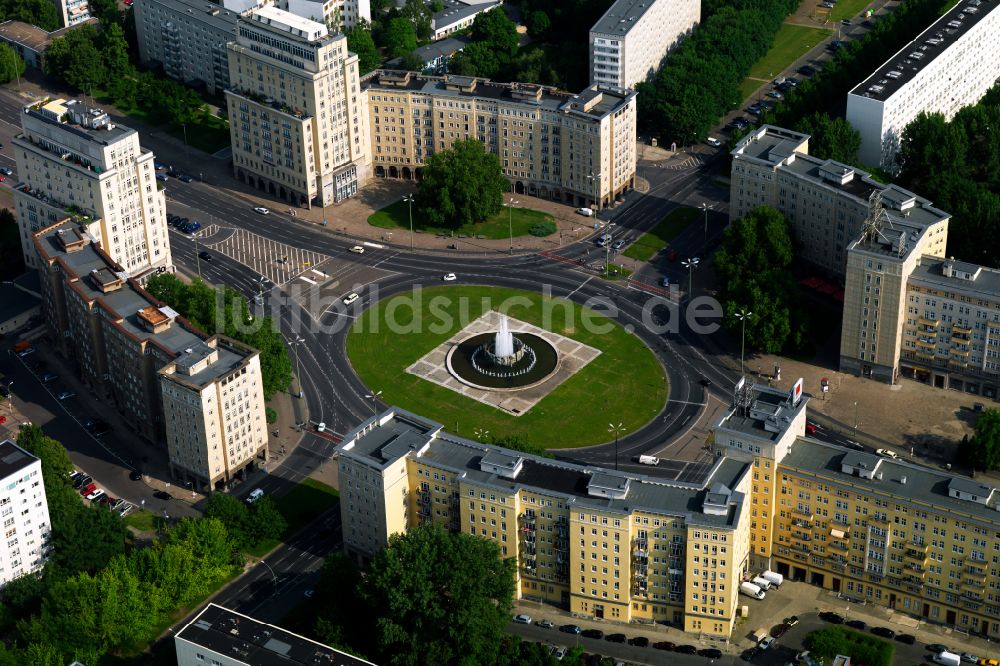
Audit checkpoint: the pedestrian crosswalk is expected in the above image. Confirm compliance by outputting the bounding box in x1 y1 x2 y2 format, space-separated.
198 225 330 285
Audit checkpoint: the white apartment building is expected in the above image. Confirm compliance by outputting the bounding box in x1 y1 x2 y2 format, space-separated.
589 0 700 89
846 0 1000 168
160 340 268 491
0 440 51 589
13 98 172 278
730 125 949 278
53 0 91 27
134 0 255 96
33 219 267 491
175 604 377 666
286 0 370 30
362 71 637 208
429 0 500 40
226 6 371 206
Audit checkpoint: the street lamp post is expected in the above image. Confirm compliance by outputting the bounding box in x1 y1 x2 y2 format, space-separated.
588 171 601 212
700 202 713 242
681 257 700 303
735 309 753 377
608 422 625 471
505 197 518 255
853 400 859 438
365 390 383 417
5 380 12 416
403 194 415 251
288 336 304 398
192 233 203 280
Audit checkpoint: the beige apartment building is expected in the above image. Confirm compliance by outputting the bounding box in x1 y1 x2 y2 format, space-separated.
361 71 637 209
729 125 949 278
337 378 1000 640
33 219 267 491
13 98 172 278
226 6 370 206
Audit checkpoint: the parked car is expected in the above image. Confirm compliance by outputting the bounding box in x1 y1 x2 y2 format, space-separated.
129 470 143 481
675 645 697 655
706 136 722 147
772 623 790 638
759 637 775 650
896 634 915 645
0 167 13 175
118 503 134 516
154 490 172 500
799 65 818 76
155 173 168 182
628 637 649 648
784 616 800 626
871 627 895 639
73 475 92 489
611 240 625 250
178 174 194 183
57 391 75 400
605 633 626 643
767 90 783 99
41 373 57 382
582 629 604 639
559 624 582 634
80 483 97 496
961 654 980 664
86 488 105 501
512 614 532 625
17 347 34 357
653 641 676 651
820 611 845 624
845 619 866 630
927 644 950 654
536 619 554 629
699 649 723 659
876 448 899 459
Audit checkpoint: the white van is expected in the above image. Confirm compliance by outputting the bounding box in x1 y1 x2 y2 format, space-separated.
247 488 265 504
761 570 784 587
740 582 765 599
639 455 659 465
576 207 594 217
752 576 772 591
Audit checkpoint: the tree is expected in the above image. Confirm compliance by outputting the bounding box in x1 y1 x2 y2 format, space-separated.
384 17 418 59
470 8 519 59
401 52 425 72
714 206 808 353
17 425 74 486
44 25 107 93
245 496 287 545
962 408 1000 471
416 138 508 228
448 41 501 78
203 493 251 548
526 10 550 39
0 43 24 84
364 524 516 666
347 24 381 73
897 112 969 194
400 0 433 39
0 0 60 30
792 113 861 165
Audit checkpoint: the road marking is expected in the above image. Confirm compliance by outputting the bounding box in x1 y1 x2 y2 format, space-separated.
667 399 708 406
310 268 326 278
566 276 593 299
362 241 384 249
298 276 317 285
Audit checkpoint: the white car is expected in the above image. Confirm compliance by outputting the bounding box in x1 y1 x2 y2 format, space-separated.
706 137 722 147
512 614 532 625
253 206 270 215
443 273 457 281
576 207 594 217
759 637 775 650
343 292 360 306
876 448 899 460
537 619 554 628
961 654 980 664
350 246 365 254
86 488 105 501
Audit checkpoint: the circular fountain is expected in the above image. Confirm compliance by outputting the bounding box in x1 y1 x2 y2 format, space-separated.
447 313 559 390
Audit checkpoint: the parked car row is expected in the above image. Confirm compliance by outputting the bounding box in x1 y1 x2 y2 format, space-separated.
516 617 720 660
69 471 135 515
819 612 915 644
167 213 201 234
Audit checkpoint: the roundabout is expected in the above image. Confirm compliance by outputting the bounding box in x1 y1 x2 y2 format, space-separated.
345 285 669 448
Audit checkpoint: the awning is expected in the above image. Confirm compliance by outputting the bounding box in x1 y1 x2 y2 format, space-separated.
831 529 846 539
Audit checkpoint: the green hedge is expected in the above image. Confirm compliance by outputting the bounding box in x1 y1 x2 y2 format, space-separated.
805 627 894 666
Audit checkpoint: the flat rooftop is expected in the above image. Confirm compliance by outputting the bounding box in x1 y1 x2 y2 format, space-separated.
250 5 328 40
33 220 250 386
733 125 951 230
717 381 807 442
362 71 635 120
783 438 1000 526
24 98 135 146
140 0 244 32
0 441 38 480
849 0 998 102
591 0 658 36
176 604 376 666
433 0 499 28
908 256 1000 299
340 409 751 528
0 20 50 51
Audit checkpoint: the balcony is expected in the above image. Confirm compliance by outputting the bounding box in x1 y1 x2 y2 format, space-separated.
793 508 814 521
953 324 972 336
829 527 850 541
918 316 940 328
962 578 986 592
790 531 813 546
916 338 936 350
226 88 310 120
791 518 813 529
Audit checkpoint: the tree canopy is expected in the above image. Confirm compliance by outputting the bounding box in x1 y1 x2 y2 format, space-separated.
714 206 809 354
0 43 24 85
364 524 517 666
145 274 293 399
384 17 418 59
960 408 1000 471
0 0 60 30
792 113 862 165
347 23 381 73
416 138 508 228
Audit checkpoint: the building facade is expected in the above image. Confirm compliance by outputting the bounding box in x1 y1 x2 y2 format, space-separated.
13 98 172 278
225 6 371 206
589 0 700 88
845 0 1000 168
175 603 377 666
429 0 500 39
286 0 370 30
730 125 949 279
53 0 91 27
337 386 1000 641
32 220 267 491
362 71 637 209
0 440 51 589
133 0 251 96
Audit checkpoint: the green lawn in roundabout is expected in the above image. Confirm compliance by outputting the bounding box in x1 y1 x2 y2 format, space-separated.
346 285 667 449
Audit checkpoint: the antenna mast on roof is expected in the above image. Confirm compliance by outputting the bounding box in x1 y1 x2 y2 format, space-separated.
860 189 894 246
733 376 754 416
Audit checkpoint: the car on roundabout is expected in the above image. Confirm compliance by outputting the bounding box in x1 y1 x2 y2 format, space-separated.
343 292 360 306
253 206 270 215
443 273 457 281
350 245 365 254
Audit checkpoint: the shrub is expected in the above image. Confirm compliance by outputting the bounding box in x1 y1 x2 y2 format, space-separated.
529 221 557 237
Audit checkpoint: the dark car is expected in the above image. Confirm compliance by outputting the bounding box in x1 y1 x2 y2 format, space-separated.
927 644 949 654
871 627 895 639
820 612 845 624
828 40 845 51
73 474 92 489
784 616 800 627
605 633 626 643
699 648 723 659
178 174 194 183
154 490 172 500
628 636 649 647
559 624 581 634
653 641 676 651
198 251 212 261
675 645 698 655
41 372 57 383
772 623 790 638
742 648 760 662
895 634 915 645
129 470 143 481
846 619 866 630
798 64 818 76
582 629 604 639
